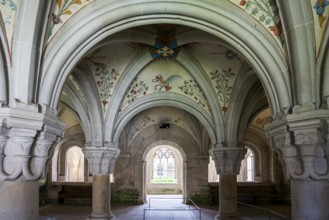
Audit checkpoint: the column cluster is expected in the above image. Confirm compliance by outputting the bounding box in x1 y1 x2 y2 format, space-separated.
265 110 329 180
0 105 64 181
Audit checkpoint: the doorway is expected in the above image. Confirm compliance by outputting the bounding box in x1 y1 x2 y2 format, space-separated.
143 141 186 202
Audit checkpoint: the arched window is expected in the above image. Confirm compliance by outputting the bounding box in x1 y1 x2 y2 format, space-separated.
237 148 255 182
246 149 255 181
153 146 176 183
65 146 85 182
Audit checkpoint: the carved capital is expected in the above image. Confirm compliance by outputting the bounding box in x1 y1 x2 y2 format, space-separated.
83 145 120 175
210 143 246 175
265 110 329 180
0 106 64 181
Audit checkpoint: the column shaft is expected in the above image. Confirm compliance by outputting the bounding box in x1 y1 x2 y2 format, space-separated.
219 175 238 220
0 180 38 220
91 174 110 219
291 179 329 220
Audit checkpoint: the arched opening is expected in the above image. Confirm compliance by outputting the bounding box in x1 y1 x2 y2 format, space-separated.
145 144 184 196
65 146 85 182
238 148 255 182
152 146 176 184
143 141 186 203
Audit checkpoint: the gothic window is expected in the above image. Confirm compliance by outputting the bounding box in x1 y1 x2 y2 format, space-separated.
246 149 255 181
153 146 176 183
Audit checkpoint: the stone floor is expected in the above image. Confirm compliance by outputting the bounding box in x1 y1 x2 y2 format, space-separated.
39 195 291 220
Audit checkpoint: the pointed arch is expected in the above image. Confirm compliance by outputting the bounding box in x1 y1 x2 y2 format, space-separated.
40 0 291 122
112 93 216 145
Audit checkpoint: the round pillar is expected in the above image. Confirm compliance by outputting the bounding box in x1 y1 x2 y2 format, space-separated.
0 180 39 220
217 175 238 220
91 174 110 219
291 179 329 220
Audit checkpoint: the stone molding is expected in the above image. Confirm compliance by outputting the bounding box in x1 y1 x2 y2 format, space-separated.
83 145 120 175
209 143 246 175
265 110 329 180
0 105 64 181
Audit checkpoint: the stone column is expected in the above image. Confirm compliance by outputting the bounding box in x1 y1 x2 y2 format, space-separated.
83 145 120 219
210 144 246 220
265 110 329 220
0 105 64 220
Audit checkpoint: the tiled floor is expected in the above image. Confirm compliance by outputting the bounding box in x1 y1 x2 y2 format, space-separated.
39 195 291 220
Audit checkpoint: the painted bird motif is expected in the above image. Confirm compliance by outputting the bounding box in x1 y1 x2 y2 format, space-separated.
152 74 182 92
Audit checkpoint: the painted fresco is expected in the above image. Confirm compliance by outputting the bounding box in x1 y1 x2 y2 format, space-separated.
48 0 95 43
0 0 17 53
119 61 211 115
250 108 271 129
127 25 199 62
86 43 136 113
229 0 284 48
128 107 201 144
192 43 243 113
311 0 329 55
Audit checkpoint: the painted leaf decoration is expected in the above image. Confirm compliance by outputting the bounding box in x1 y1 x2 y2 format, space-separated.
72 0 82 5
63 10 72 15
57 0 62 9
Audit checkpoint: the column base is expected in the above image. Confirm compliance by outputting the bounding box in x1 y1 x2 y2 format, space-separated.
215 213 240 220
89 212 115 220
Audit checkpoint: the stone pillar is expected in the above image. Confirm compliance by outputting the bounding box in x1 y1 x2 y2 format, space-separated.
0 180 39 220
91 174 110 219
219 175 237 219
0 105 64 219
265 110 329 220
210 144 246 220
83 145 120 219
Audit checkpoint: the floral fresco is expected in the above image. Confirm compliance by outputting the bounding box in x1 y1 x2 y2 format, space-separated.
95 68 120 112
0 0 17 53
210 68 236 113
48 0 94 43
119 78 149 112
229 0 284 48
178 79 208 110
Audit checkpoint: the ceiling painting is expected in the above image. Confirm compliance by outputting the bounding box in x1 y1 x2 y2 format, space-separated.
127 25 199 62
0 0 17 54
48 0 95 43
127 107 202 144
119 61 211 114
229 0 284 49
311 0 329 55
86 44 136 114
192 43 243 113
250 108 271 129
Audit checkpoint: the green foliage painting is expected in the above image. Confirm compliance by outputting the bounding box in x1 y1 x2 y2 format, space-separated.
210 68 236 112
95 68 120 111
119 78 149 112
239 0 284 45
178 79 208 109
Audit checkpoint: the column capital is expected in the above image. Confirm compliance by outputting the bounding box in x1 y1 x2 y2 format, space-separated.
83 146 120 175
210 144 246 175
265 109 329 180
0 105 64 181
